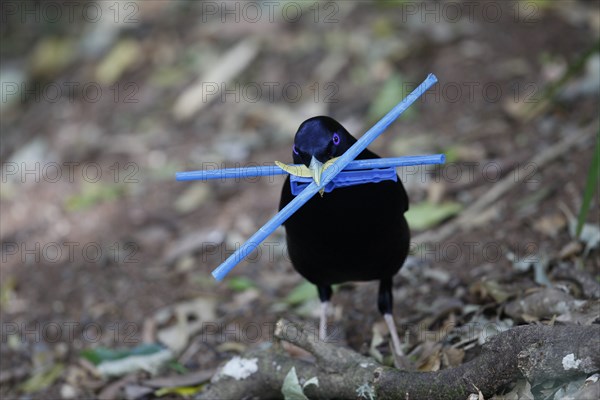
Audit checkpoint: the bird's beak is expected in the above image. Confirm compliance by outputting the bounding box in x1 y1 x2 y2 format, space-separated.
309 156 325 186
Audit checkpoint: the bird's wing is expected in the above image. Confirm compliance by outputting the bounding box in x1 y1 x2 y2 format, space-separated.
356 147 409 213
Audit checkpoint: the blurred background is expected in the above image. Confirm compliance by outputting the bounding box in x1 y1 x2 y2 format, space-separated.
1 1 598 398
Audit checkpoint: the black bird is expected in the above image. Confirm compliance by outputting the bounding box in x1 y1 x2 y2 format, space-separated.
279 116 410 355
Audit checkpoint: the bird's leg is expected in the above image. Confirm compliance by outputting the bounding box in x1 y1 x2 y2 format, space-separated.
319 301 329 341
317 285 333 341
384 313 404 356
378 278 404 356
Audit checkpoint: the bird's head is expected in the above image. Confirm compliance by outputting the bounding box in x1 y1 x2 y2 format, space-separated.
291 116 355 185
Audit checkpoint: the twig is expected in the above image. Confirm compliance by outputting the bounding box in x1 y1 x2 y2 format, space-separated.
413 126 595 245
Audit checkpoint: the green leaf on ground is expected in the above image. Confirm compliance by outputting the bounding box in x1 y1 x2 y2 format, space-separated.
284 280 317 306
19 363 64 394
368 74 417 123
81 343 165 365
282 367 314 400
228 276 256 292
405 201 463 230
168 360 190 374
65 183 124 212
96 39 142 85
29 37 76 77
281 367 308 400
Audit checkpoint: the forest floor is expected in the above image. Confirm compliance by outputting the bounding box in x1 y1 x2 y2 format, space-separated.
1 1 599 399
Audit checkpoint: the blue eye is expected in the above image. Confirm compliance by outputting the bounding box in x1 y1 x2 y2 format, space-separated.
293 145 299 155
332 133 340 145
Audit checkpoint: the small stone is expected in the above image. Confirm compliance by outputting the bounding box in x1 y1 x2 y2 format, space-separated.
60 384 78 399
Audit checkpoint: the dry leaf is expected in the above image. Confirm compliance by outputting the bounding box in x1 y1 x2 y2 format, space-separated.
442 347 465 368
418 347 441 372
533 214 567 237
173 39 260 120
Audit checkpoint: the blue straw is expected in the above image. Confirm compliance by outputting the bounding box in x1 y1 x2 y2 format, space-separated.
212 73 438 281
176 154 445 181
176 165 284 181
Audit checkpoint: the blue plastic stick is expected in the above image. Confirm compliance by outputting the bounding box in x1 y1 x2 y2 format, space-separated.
176 165 285 181
212 73 438 281
176 154 445 181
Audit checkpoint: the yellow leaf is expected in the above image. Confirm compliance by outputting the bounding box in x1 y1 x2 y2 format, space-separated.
155 384 204 397
275 161 312 178
96 39 142 85
19 364 64 394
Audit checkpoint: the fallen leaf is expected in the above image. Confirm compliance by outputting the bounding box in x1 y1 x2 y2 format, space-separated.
368 73 417 123
124 384 154 400
173 38 260 120
477 318 513 345
552 375 598 400
480 280 516 303
95 39 142 85
143 370 213 389
417 347 441 372
228 276 256 292
81 344 165 365
167 361 189 375
556 300 600 325
285 280 317 306
303 376 319 390
96 348 173 378
405 201 463 231
281 367 309 400
29 37 76 78
570 221 600 255
559 241 583 259
97 373 138 400
533 214 567 237
18 363 65 394
506 250 552 287
154 384 204 397
156 297 217 353
65 182 124 212
441 347 465 368
504 288 589 321
81 344 172 378
216 342 247 354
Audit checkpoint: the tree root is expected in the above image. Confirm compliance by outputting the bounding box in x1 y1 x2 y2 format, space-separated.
198 319 599 399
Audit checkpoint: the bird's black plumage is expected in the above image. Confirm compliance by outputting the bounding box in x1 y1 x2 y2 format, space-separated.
279 116 410 352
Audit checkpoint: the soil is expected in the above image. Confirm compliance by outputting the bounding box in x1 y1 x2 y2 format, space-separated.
1 1 598 399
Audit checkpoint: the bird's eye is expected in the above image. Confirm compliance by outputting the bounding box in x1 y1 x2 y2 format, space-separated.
292 145 299 155
332 133 340 145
